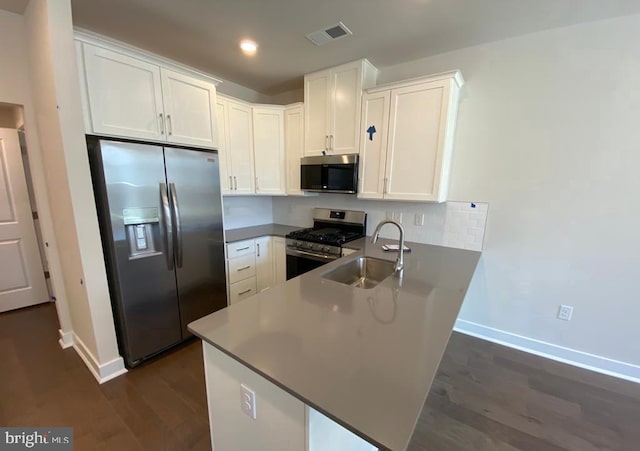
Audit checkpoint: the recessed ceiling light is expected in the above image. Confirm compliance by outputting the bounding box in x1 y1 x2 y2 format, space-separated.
240 40 258 56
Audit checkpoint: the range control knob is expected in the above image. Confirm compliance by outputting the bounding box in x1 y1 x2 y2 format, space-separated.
323 246 331 253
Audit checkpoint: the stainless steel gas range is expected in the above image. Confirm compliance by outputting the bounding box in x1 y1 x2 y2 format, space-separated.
285 208 366 280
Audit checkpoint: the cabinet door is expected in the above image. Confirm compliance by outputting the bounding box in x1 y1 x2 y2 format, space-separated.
385 81 450 202
273 237 287 285
285 106 304 195
216 100 233 194
83 44 165 141
160 68 217 148
304 71 331 156
228 253 256 284
358 90 390 199
255 236 274 293
229 277 257 305
330 63 362 154
226 101 255 194
253 108 285 195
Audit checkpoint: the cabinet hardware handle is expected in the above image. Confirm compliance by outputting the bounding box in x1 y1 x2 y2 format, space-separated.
325 135 328 151
236 246 250 251
237 265 251 271
229 176 233 190
167 114 173 135
159 113 165 134
329 134 333 151
233 176 237 191
238 288 252 295
257 243 260 257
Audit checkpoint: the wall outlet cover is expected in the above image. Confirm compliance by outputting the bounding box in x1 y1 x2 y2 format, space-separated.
558 305 573 321
240 384 257 419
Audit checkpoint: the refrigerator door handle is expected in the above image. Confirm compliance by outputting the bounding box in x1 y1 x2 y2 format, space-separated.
169 182 183 269
160 183 174 271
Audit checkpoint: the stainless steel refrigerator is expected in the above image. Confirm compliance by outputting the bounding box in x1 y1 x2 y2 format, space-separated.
87 137 227 367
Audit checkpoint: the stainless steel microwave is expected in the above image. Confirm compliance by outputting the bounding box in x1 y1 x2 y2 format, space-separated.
300 154 358 194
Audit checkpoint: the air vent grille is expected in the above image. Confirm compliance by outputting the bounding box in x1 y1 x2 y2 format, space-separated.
306 22 353 46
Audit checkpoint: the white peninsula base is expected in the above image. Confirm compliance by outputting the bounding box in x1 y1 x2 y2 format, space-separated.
203 343 378 451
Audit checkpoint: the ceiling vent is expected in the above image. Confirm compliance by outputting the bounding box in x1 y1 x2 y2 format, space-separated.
306 22 353 46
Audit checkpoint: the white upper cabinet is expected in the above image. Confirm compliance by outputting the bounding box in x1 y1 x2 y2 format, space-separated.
83 44 165 141
77 37 220 148
253 107 285 195
224 99 255 195
304 60 377 156
358 72 464 203
284 104 305 195
160 68 217 147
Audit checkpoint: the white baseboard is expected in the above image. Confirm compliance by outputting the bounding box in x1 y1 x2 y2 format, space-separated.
72 333 127 384
58 329 74 349
454 319 640 384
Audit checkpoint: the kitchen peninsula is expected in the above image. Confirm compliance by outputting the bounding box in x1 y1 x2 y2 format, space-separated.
189 237 481 450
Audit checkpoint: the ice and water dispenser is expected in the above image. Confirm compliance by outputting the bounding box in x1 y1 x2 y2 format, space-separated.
122 207 162 259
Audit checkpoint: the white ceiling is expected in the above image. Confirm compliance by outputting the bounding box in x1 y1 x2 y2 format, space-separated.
3 0 640 95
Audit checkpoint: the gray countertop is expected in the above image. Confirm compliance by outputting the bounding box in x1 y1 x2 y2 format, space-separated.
189 237 481 450
224 223 304 242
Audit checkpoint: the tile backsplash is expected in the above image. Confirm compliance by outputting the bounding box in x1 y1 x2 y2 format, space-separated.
269 194 488 251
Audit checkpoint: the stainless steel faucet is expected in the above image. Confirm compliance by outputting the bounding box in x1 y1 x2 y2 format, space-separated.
371 219 405 273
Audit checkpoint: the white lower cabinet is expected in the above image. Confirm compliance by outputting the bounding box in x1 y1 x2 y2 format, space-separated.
226 235 287 304
358 71 464 202
273 237 286 285
229 277 257 305
255 236 274 293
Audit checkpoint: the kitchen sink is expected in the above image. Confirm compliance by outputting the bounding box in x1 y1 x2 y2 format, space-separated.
322 257 396 289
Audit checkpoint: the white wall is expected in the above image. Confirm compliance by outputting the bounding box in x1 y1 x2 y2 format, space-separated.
23 0 124 381
0 9 74 341
374 14 640 377
223 196 274 230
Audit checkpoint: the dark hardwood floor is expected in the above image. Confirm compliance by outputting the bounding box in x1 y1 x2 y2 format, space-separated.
1 303 639 451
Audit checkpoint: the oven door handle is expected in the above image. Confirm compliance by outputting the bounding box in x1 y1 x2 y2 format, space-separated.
286 247 339 262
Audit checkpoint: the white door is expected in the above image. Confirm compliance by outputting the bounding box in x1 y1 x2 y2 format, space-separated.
285 105 304 195
255 236 274 293
358 90 390 199
0 129 48 312
253 108 285 195
330 64 361 154
226 101 255 194
304 71 331 156
83 43 165 142
161 68 217 148
385 81 448 201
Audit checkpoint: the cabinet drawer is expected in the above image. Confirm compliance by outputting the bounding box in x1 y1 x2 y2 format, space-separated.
228 253 256 284
226 239 255 259
229 277 257 305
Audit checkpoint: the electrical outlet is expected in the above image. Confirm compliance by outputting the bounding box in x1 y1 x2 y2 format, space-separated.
240 384 256 419
392 212 403 223
414 213 425 226
557 305 573 321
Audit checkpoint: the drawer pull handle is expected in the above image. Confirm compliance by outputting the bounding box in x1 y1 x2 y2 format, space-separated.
236 246 250 251
237 265 252 271
238 289 252 295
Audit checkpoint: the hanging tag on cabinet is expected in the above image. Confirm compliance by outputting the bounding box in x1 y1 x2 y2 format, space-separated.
367 125 376 141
